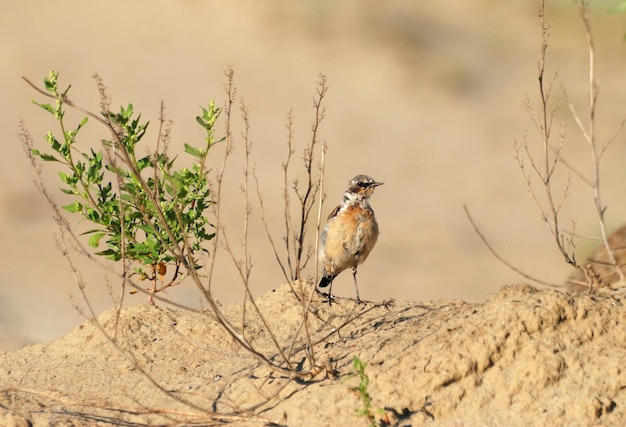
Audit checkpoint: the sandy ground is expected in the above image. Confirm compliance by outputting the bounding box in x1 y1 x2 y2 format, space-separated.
2 283 626 426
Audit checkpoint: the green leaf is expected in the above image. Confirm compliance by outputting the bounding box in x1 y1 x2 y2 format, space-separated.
31 149 60 162
45 131 61 152
43 71 58 92
42 153 61 162
61 83 72 98
60 188 77 195
121 104 134 119
58 172 72 184
96 248 121 261
81 228 104 235
88 232 106 247
136 155 152 171
35 102 56 115
184 143 203 158
62 201 83 213
196 115 207 128
137 224 157 236
85 207 101 223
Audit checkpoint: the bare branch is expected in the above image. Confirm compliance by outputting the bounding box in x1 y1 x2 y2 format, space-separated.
463 206 564 288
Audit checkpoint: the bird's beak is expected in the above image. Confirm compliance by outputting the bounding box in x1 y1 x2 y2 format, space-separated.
371 181 384 187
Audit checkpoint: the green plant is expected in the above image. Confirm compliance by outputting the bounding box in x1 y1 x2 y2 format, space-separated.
351 356 386 426
29 70 219 304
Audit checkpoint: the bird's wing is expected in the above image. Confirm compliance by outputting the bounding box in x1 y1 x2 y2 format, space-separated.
327 204 341 221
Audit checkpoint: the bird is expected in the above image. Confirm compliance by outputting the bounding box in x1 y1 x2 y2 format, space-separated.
317 174 383 303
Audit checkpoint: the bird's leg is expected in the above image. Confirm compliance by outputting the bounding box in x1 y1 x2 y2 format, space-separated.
327 278 335 306
352 266 361 302
322 262 338 305
317 275 336 305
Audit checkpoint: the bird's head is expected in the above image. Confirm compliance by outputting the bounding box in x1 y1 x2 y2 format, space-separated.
346 174 384 199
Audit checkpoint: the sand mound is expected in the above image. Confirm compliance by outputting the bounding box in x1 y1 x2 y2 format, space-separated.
2 283 625 426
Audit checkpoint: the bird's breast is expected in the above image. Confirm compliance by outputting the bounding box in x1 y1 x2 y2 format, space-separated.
322 204 378 261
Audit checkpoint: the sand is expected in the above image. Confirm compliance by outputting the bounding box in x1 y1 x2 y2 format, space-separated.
2 283 625 426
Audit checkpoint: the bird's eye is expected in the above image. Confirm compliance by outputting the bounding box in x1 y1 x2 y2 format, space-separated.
358 182 369 188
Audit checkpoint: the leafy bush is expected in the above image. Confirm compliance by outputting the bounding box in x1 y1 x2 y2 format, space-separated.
30 71 220 303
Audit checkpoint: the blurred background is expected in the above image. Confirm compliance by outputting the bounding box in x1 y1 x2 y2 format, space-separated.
2 0 626 350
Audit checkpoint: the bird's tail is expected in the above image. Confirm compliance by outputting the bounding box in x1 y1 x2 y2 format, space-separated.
318 274 335 288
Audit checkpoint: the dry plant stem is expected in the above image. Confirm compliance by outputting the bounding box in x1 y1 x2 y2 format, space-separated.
307 300 392 348
463 205 563 288
1 387 278 425
510 1 626 288
251 113 298 285
206 99 283 367
146 102 169 305
254 172 290 281
283 109 297 280
262 75 328 289
276 75 329 284
547 142 593 187
599 117 626 157
314 143 327 288
187 266 312 378
253 77 332 364
536 1 576 266
179 70 321 378
56 234 228 419
0 388 185 420
287 143 328 366
255 173 333 326
204 75 325 377
240 99 252 338
205 67 236 294
512 1 581 274
66 255 282 419
19 123 121 280
170 326 246 357
260 108 303 290
564 1 624 283
96 74 131 323
213 98 297 372
294 74 329 277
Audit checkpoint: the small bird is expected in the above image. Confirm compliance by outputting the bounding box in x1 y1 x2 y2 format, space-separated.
318 174 383 303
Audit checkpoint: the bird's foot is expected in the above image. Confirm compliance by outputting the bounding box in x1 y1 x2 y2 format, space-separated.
316 288 336 305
